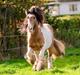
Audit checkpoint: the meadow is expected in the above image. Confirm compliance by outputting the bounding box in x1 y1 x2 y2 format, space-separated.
0 48 80 75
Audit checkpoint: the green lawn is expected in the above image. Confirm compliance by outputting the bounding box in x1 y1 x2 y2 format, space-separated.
0 48 80 75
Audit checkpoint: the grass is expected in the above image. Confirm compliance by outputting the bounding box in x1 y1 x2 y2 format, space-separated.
0 48 80 75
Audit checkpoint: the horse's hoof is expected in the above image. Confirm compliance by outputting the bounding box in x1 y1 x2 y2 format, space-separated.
48 66 52 69
48 63 52 69
32 67 36 71
36 66 41 71
36 60 43 71
32 64 37 71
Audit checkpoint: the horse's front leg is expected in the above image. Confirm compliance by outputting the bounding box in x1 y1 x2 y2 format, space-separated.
36 47 46 71
32 51 39 71
24 47 35 65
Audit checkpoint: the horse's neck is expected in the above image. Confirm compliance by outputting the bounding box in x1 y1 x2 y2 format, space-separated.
32 25 41 36
27 25 40 38
27 24 44 50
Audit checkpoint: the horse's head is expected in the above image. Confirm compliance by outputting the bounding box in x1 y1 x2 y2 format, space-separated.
24 6 44 33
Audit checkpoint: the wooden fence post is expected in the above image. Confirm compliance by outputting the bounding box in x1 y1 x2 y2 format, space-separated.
3 4 7 51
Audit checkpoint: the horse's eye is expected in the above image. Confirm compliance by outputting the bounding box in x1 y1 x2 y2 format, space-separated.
27 16 29 19
25 24 28 28
33 16 35 19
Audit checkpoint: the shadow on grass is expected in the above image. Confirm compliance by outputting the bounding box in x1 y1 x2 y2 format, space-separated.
51 68 67 74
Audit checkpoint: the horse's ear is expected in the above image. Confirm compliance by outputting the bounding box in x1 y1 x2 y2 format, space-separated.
40 7 45 11
40 7 48 14
25 10 27 15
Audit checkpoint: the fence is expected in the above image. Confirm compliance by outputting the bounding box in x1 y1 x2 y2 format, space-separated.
0 3 27 60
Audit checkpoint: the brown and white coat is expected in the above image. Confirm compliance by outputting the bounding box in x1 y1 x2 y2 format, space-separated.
20 6 65 71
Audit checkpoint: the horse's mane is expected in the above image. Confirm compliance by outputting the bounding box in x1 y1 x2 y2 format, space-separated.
27 6 44 25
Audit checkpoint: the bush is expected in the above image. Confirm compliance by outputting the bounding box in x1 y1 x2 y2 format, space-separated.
45 15 80 48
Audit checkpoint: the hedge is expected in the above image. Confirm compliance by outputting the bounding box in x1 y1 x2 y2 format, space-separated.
45 15 80 48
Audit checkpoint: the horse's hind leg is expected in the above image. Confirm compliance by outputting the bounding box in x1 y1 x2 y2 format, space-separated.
47 45 58 69
47 49 53 69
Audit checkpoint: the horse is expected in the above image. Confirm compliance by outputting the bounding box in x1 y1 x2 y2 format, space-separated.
20 6 65 71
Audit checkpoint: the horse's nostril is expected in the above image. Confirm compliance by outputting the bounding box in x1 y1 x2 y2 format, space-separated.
30 28 33 30
25 24 28 28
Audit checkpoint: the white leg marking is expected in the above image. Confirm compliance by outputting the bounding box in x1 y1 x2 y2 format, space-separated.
32 51 39 71
48 57 52 69
24 46 33 60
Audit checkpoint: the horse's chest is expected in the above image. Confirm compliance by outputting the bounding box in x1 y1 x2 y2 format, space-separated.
29 36 44 51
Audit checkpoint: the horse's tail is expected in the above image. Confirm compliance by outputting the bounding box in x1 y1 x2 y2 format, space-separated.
53 39 65 56
51 39 65 59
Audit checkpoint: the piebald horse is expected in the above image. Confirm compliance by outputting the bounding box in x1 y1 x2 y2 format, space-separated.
20 6 65 71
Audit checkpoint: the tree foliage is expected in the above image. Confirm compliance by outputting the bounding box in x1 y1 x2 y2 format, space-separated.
0 0 46 58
